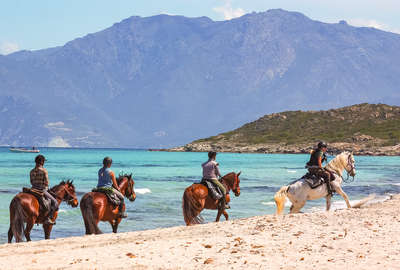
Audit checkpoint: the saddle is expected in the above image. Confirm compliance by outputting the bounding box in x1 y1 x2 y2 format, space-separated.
301 172 336 189
92 187 121 206
22 187 51 214
200 179 223 200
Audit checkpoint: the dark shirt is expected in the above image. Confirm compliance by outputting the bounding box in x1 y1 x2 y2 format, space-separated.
30 166 49 190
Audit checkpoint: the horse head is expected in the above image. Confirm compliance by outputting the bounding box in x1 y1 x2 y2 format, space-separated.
222 172 241 197
345 152 356 177
54 180 79 207
118 174 136 202
326 151 356 178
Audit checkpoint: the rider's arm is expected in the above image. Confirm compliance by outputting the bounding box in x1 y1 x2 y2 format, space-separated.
109 171 120 191
215 163 222 178
318 156 323 168
43 168 49 188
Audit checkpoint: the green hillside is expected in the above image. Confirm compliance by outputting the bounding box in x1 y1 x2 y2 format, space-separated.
194 104 400 146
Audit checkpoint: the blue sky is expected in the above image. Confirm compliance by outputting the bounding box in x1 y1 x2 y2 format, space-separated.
1 0 400 54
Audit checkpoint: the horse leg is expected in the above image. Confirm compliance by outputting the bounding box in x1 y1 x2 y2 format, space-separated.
326 195 332 211
111 219 121 233
223 210 229 221
289 201 305 214
332 184 351 208
24 218 35 241
43 223 53 240
8 227 13 243
215 209 223 222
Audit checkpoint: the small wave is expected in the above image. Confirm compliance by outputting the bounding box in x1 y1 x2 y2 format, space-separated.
135 188 151 194
393 183 400 186
287 170 297 173
262 201 292 207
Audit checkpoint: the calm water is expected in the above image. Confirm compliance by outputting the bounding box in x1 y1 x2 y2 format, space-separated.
0 147 399 243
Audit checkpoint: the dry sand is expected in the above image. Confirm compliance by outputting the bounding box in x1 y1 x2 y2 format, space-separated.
1 195 400 270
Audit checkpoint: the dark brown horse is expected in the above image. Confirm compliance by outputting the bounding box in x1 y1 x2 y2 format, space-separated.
80 174 136 234
182 172 241 226
8 180 79 243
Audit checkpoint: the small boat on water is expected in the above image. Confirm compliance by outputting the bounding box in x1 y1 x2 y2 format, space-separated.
9 148 40 153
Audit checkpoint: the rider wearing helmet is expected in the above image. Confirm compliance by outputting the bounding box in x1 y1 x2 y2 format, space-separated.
306 141 333 195
30 155 58 225
97 157 127 218
202 151 230 210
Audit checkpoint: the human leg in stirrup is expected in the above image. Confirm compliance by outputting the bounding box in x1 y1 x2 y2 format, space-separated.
113 188 127 218
43 190 58 225
210 178 230 210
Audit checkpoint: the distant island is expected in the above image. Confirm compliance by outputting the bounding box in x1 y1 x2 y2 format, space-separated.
167 103 400 156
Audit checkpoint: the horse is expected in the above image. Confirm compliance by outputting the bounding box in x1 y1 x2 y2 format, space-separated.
8 180 79 243
182 172 241 226
274 151 356 214
80 174 136 234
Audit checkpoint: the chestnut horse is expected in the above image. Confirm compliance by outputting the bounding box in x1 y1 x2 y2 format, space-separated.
80 174 136 234
8 180 79 243
182 172 241 226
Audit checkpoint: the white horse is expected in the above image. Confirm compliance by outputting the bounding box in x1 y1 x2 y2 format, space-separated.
274 151 356 214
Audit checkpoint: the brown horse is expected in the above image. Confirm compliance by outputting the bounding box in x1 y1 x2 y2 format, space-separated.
8 180 79 243
80 174 136 234
182 172 241 226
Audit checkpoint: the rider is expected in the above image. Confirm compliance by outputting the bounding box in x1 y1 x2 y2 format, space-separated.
306 141 333 195
30 154 58 225
97 157 127 218
202 151 230 210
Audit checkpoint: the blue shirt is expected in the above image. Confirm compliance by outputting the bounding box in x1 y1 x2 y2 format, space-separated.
97 167 113 188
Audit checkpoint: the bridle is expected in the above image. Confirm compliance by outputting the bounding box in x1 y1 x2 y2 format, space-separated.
123 176 135 201
52 183 77 205
344 154 356 183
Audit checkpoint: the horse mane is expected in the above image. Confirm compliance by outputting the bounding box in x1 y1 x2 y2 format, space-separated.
325 151 351 176
222 172 236 184
50 180 75 193
117 173 132 184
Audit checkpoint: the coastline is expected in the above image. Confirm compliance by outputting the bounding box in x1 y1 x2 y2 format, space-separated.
164 141 400 156
1 195 399 269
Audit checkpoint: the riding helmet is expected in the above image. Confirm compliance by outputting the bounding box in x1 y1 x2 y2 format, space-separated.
318 141 328 149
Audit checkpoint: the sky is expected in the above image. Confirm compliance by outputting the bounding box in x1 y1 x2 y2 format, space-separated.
1 0 400 55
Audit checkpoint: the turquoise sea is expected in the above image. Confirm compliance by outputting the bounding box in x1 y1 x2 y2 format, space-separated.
0 147 399 243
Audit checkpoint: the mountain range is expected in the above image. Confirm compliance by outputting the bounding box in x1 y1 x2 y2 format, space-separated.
1 9 400 147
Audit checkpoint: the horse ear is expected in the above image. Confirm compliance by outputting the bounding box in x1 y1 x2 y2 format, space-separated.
70 180 73 185
129 173 132 179
237 171 241 177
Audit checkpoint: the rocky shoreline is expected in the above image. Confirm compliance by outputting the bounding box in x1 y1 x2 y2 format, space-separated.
166 140 400 156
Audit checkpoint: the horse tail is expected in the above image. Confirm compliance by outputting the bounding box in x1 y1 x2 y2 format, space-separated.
274 186 289 215
182 186 203 226
9 197 26 242
80 194 98 234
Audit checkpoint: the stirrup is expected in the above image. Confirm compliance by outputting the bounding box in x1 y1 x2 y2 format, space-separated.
118 212 128 218
44 218 55 225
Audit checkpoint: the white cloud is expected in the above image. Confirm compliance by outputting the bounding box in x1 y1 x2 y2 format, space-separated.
347 18 400 34
48 136 71 147
213 0 245 20
0 41 20 55
153 130 167 137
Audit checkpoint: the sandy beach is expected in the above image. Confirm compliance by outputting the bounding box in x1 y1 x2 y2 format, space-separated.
1 195 399 270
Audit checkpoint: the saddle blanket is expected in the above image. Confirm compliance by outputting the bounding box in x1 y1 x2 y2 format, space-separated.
92 187 122 206
22 187 51 213
200 180 223 200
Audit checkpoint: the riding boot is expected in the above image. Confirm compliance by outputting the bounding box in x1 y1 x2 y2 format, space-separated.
218 196 230 210
118 203 127 218
44 210 56 225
